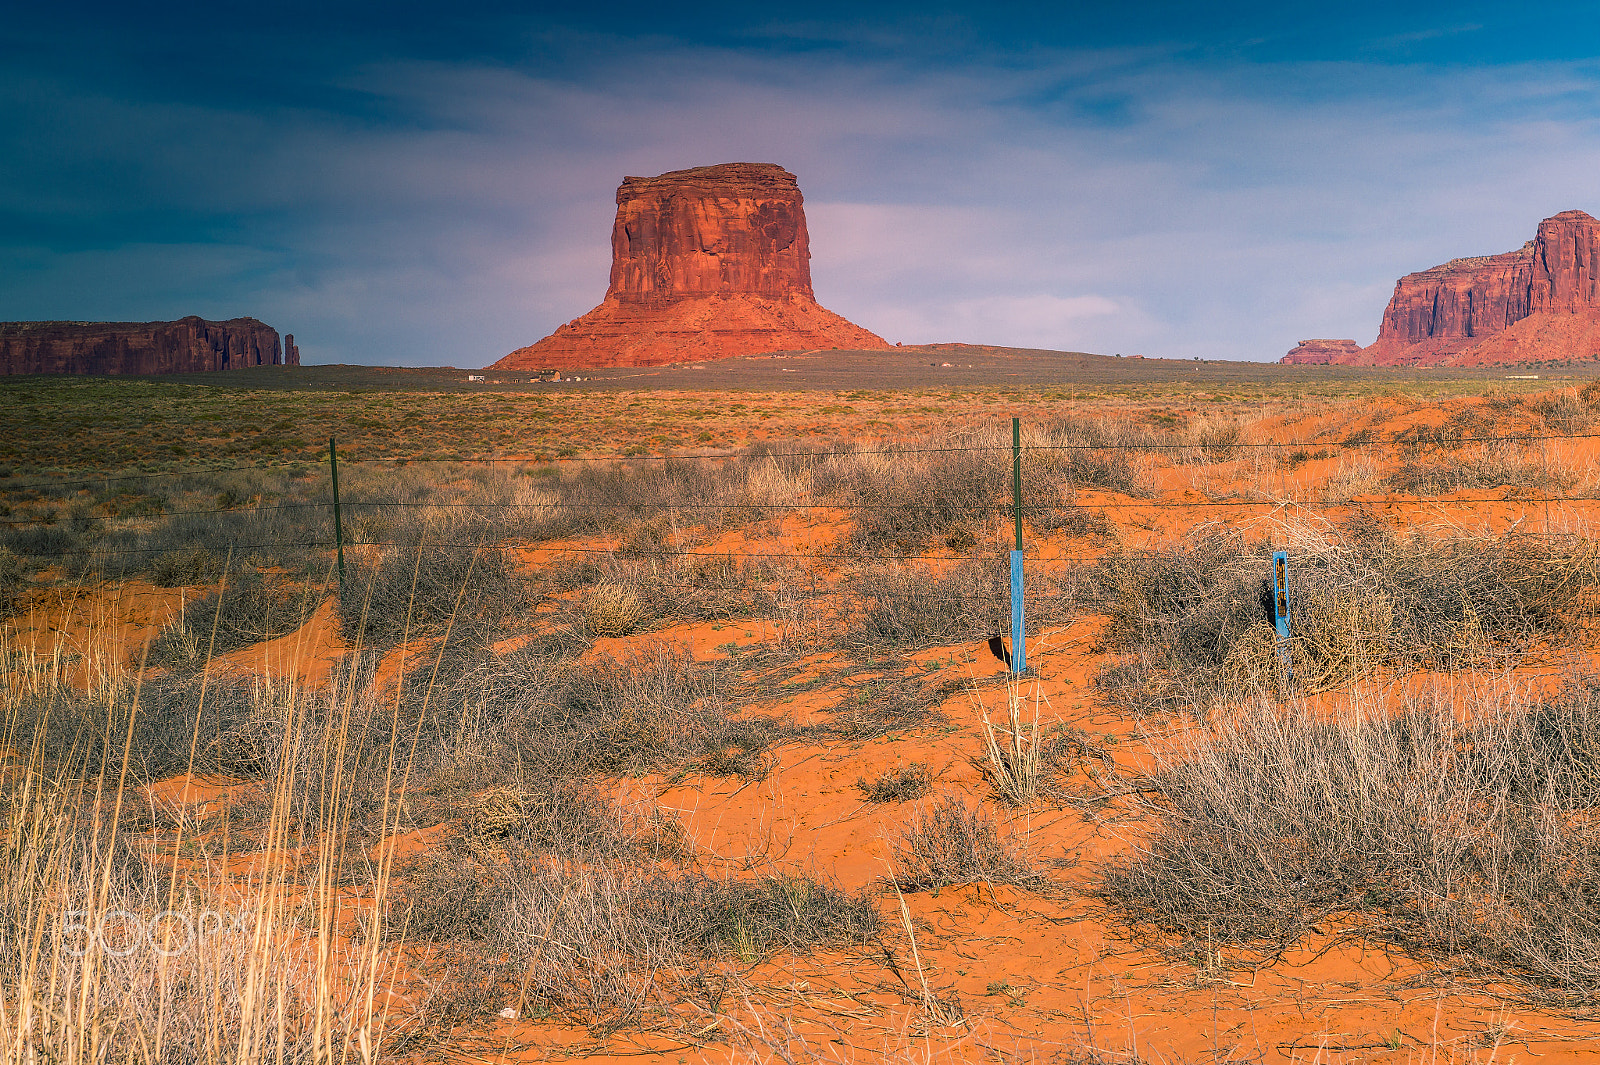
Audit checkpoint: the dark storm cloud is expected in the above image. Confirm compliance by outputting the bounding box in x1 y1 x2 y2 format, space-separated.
4 3 1600 364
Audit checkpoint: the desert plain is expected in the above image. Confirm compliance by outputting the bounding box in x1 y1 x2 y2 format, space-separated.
9 350 1600 1063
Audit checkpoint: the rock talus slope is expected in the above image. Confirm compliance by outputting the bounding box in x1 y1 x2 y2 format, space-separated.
0 317 294 375
494 163 887 369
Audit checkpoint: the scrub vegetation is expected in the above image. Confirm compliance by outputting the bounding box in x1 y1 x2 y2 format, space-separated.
10 379 1600 1058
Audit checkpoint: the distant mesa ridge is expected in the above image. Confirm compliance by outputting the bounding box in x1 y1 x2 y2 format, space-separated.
0 317 298 375
1283 209 1600 367
1281 339 1361 365
492 162 887 370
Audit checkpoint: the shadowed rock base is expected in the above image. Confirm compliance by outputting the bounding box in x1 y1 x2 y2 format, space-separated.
496 295 886 370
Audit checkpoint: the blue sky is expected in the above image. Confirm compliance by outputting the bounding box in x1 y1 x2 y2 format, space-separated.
4 2 1600 365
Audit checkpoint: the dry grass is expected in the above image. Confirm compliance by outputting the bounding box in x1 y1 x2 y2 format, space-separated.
15 392 1600 1054
580 579 647 637
1091 524 1600 714
1099 678 1600 1001
889 796 1042 894
975 678 1044 806
0 616 880 1055
0 641 406 1062
1385 440 1579 496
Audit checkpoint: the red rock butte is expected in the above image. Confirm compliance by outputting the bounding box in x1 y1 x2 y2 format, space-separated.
492 163 887 370
1282 210 1600 367
0 317 297 375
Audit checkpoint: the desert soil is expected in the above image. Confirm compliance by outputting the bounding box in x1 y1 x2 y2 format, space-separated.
9 379 1600 1063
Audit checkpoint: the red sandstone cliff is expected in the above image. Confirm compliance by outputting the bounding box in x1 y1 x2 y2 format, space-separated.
493 163 887 370
1296 210 1600 367
0 317 295 375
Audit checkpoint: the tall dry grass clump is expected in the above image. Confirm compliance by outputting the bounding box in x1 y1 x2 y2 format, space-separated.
974 678 1043 806
0 636 411 1063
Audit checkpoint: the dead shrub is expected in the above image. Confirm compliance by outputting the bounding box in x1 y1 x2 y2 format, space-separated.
837 427 1136 554
409 641 792 783
846 559 1007 651
825 672 956 740
856 763 934 803
148 571 316 670
338 543 533 649
1384 447 1575 496
147 545 228 587
1090 526 1600 713
0 546 24 617
396 858 879 1031
1529 389 1593 432
842 446 1003 554
1099 682 1600 1000
890 795 1042 892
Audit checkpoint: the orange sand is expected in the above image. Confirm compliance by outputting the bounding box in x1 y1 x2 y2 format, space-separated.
18 389 1600 1062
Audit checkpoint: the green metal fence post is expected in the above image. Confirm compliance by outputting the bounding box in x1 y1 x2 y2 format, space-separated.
1010 417 1026 674
329 436 346 589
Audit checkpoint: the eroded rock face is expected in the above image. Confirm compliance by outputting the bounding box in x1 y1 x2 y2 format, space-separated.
1379 210 1600 345
0 317 291 375
494 162 886 369
608 163 814 302
1329 210 1600 366
1281 339 1361 365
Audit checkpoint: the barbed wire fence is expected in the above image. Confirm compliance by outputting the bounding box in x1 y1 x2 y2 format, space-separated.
4 419 1600 670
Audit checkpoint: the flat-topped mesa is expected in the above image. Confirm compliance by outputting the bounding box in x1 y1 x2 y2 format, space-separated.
1282 339 1360 365
0 317 293 375
493 162 887 370
1344 209 1600 366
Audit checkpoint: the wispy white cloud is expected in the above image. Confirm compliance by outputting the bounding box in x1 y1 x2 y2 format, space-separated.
4 35 1600 364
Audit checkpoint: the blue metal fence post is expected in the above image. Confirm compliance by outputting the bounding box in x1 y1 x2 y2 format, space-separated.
1272 550 1291 682
1010 417 1026 674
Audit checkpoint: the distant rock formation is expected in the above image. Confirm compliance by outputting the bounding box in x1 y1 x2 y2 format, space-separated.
493 163 887 369
1289 210 1600 366
1282 339 1360 365
0 317 295 375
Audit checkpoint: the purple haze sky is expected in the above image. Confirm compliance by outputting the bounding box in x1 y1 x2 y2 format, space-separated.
4 2 1600 365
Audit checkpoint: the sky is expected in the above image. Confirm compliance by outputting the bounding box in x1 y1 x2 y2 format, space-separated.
4 1 1600 365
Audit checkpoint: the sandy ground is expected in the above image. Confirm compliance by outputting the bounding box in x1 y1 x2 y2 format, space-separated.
12 390 1600 1062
